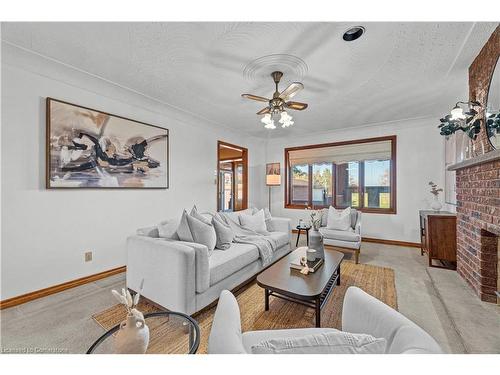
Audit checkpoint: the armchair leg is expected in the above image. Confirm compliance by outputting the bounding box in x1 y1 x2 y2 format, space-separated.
355 248 360 264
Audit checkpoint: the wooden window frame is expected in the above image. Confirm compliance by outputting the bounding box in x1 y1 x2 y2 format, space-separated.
284 135 397 214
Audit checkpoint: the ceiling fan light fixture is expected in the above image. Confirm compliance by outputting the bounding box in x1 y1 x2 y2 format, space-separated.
343 26 365 42
242 71 307 130
279 111 293 127
261 113 272 124
262 113 276 129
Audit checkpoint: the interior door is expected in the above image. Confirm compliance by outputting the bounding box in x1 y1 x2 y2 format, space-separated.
219 170 234 212
217 141 248 212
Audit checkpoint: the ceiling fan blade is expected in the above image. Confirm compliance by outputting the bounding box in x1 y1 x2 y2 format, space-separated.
279 82 304 100
256 107 271 115
286 101 308 111
241 94 270 103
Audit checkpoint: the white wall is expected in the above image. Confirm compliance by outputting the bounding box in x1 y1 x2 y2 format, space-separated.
0 43 265 299
0 42 448 300
265 117 446 243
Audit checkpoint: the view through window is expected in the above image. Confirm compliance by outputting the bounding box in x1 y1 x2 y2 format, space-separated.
285 136 396 213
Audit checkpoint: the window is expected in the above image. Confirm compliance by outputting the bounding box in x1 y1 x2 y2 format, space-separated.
364 160 391 209
285 136 396 213
291 164 309 205
312 163 333 206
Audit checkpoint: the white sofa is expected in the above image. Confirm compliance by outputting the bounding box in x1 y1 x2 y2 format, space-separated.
208 287 442 354
126 214 292 315
319 208 362 263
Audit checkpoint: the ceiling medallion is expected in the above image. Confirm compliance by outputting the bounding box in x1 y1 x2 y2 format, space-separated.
243 54 308 83
241 71 308 130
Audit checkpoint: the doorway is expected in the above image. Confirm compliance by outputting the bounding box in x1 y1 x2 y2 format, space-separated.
217 141 248 212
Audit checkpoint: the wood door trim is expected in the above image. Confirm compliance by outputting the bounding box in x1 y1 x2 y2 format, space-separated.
217 140 248 211
0 266 126 310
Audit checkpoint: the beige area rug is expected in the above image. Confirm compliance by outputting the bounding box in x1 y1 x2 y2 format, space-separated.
92 261 397 354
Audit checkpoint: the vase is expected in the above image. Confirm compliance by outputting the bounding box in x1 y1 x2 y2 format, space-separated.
309 230 325 259
430 195 442 211
114 313 150 354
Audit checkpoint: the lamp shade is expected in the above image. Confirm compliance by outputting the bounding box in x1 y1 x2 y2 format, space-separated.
266 163 281 186
266 174 281 186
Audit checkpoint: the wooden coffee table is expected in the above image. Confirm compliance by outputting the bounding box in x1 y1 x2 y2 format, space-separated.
257 248 344 327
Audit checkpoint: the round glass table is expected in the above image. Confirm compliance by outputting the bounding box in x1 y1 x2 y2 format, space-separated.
87 311 200 354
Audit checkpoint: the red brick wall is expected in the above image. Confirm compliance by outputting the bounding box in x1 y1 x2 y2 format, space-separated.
456 26 500 303
455 159 500 303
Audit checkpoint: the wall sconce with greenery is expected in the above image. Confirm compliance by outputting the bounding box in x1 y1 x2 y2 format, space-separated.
438 101 482 139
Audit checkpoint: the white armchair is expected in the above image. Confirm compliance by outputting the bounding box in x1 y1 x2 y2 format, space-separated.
319 209 362 263
208 287 442 354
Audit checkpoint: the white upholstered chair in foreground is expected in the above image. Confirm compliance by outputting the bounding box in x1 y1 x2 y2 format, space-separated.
207 287 442 354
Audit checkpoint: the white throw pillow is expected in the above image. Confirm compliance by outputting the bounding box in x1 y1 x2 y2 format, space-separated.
212 213 234 250
176 210 194 242
239 209 267 233
251 331 387 354
157 219 180 239
327 206 351 231
186 213 217 251
190 205 212 225
176 207 217 251
222 207 257 225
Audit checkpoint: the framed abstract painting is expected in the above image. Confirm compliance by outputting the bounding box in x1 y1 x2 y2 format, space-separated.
46 98 169 188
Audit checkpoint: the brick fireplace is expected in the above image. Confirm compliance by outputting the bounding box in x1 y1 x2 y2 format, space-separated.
451 26 500 303
455 163 499 303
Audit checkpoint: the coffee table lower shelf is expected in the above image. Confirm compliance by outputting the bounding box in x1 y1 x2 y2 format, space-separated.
262 265 340 328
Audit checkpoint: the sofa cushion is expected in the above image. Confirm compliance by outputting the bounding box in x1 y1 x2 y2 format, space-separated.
137 225 160 238
250 331 387 354
176 210 195 242
212 214 234 250
266 231 289 249
327 206 351 231
319 227 361 242
191 205 212 225
320 207 358 229
240 209 267 233
242 328 339 353
321 208 328 227
350 209 358 228
209 243 259 286
223 208 255 225
157 219 180 239
186 213 217 252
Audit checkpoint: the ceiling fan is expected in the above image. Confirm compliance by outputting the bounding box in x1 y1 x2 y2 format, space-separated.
241 71 308 129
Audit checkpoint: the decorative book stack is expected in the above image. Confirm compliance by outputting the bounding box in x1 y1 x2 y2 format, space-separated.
290 248 324 273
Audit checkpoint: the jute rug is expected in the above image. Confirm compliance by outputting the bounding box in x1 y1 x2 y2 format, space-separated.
92 261 397 354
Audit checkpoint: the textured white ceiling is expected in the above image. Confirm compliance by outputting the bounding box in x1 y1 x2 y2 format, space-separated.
2 22 498 138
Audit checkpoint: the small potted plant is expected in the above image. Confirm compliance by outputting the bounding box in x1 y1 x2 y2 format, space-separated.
305 207 322 231
428 181 443 211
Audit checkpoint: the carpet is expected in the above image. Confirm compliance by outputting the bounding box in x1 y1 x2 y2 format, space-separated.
92 260 397 354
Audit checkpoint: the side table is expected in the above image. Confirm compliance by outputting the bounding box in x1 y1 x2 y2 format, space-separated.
295 225 311 246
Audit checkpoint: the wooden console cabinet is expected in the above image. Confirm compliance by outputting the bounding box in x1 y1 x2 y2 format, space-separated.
419 210 457 269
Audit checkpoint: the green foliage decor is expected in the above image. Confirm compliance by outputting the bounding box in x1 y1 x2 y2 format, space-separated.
486 112 500 138
438 101 482 139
